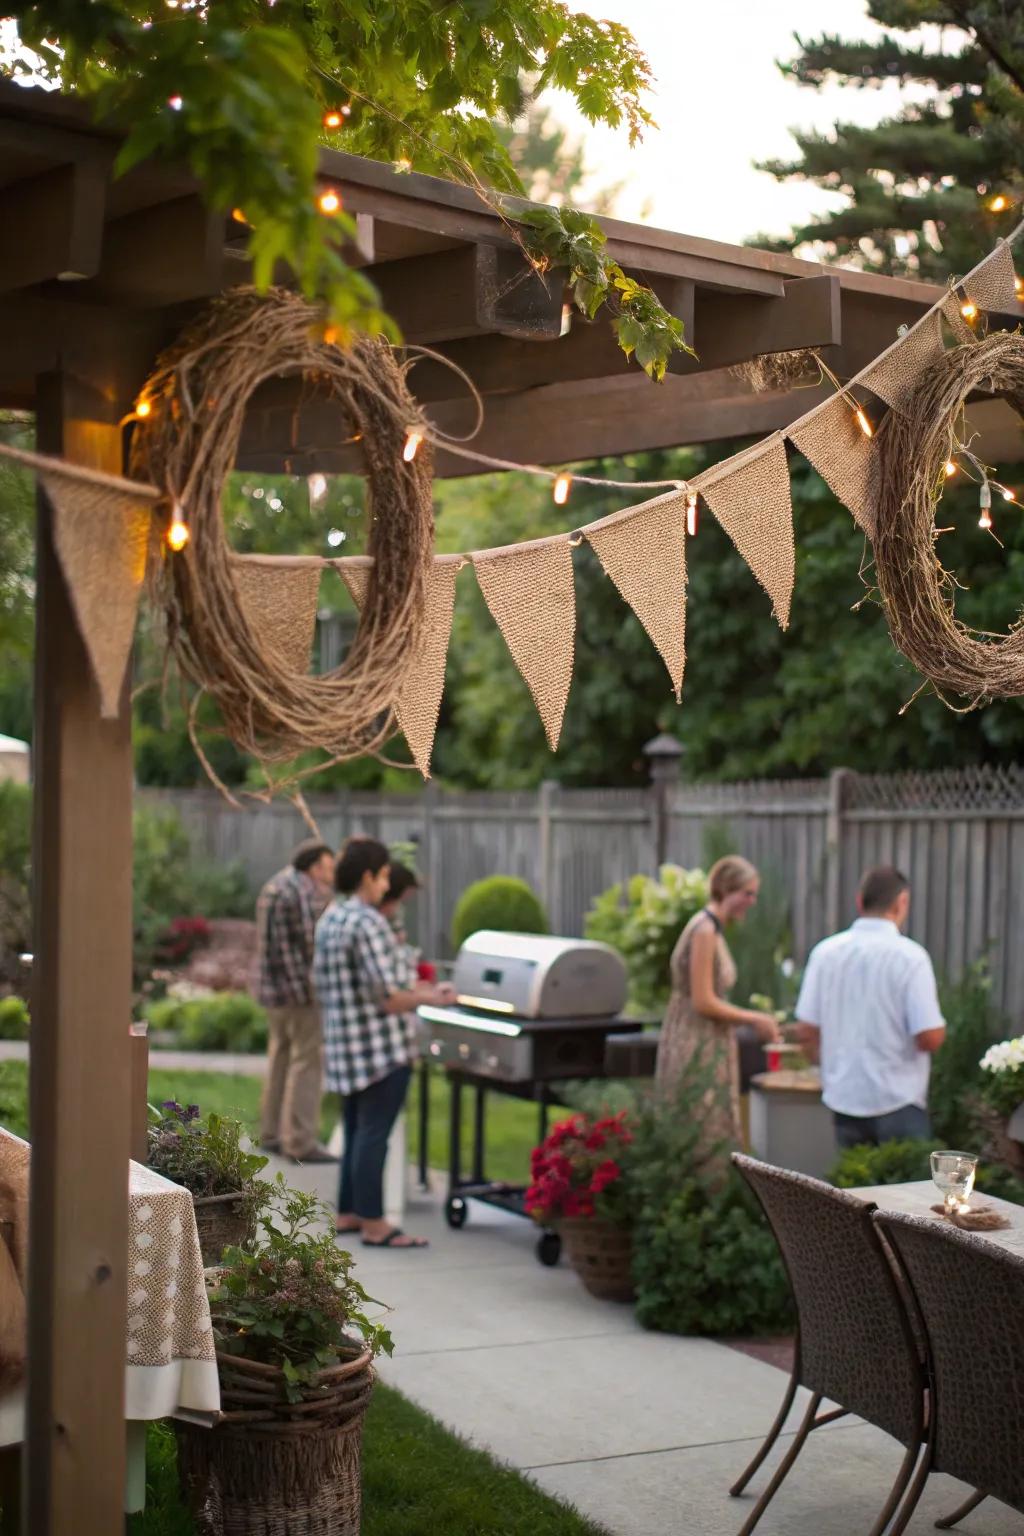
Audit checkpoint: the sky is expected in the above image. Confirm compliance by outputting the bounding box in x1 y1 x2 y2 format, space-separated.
559 0 936 246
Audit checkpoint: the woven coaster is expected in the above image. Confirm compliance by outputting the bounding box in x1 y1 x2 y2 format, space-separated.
930 1203 1011 1232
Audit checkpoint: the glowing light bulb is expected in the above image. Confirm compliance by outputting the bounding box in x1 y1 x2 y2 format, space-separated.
1017 275 1024 298
989 194 1009 213
944 460 958 478
167 94 183 111
1002 486 1016 502
308 472 327 505
979 507 993 530
323 326 338 346
686 492 698 537
394 157 412 174
961 300 978 322
323 110 344 130
167 513 190 552
318 188 342 215
855 406 873 438
403 428 423 462
231 208 248 225
135 397 152 419
553 473 572 506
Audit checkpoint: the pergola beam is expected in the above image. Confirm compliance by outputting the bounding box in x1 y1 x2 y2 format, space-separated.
0 161 108 292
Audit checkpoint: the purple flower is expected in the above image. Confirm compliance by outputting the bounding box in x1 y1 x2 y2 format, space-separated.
185 1104 201 1122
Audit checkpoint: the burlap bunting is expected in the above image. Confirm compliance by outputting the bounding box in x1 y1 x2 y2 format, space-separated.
585 490 687 699
231 557 321 675
964 240 1019 313
788 394 880 538
472 540 575 750
40 471 151 718
694 434 795 629
340 556 466 776
862 310 945 411
941 293 980 346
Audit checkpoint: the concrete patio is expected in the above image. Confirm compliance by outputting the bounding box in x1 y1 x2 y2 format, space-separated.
279 1153 1021 1536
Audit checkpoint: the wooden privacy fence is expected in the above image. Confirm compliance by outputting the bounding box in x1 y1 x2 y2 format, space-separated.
140 763 1024 1015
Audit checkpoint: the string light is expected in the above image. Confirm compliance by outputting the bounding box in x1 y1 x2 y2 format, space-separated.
1016 276 1024 298
323 110 344 130
944 460 958 478
553 472 572 506
1002 486 1016 502
167 94 183 111
317 188 342 215
402 427 423 462
854 406 873 438
394 158 413 174
167 510 190 552
961 300 978 322
231 208 249 225
323 326 338 346
307 472 327 506
135 397 152 419
989 194 1010 213
979 479 993 530
686 491 698 537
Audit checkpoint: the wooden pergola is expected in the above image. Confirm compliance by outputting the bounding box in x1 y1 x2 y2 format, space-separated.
0 76 1015 1536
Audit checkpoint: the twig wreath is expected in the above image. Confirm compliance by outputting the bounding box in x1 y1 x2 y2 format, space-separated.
874 329 1024 705
130 287 434 771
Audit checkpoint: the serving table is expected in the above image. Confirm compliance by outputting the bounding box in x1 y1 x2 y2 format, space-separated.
0 1132 219 1516
850 1178 1024 1255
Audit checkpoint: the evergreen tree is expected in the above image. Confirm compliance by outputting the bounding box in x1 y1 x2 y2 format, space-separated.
759 2 1024 279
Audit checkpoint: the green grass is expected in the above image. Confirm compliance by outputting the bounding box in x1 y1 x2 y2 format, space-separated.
0 1059 542 1185
129 1388 609 1536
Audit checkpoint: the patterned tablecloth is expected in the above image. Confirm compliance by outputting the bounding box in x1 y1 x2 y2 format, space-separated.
0 1132 219 1445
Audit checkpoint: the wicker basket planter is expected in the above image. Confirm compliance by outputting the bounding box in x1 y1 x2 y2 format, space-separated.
191 1190 255 1268
175 1342 375 1536
560 1218 634 1302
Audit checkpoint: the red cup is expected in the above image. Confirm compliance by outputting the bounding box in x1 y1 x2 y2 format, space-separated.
417 960 437 983
766 1045 782 1072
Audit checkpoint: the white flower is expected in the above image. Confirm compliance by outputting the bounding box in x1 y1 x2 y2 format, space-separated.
980 1036 1024 1074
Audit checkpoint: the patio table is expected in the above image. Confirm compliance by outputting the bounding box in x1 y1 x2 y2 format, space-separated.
0 1133 219 1509
850 1179 1024 1257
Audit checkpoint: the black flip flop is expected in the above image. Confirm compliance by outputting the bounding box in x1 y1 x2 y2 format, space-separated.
362 1228 429 1249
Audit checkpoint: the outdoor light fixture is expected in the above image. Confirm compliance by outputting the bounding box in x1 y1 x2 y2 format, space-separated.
553 472 572 505
961 300 979 321
318 188 342 215
167 513 190 552
323 110 344 130
989 194 1010 213
403 428 424 462
135 397 152 419
979 480 993 530
1002 487 1016 502
944 460 958 477
855 406 873 438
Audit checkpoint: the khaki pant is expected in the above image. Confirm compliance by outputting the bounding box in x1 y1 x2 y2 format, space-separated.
260 1004 323 1158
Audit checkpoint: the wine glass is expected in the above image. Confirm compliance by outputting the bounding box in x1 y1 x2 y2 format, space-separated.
930 1150 978 1215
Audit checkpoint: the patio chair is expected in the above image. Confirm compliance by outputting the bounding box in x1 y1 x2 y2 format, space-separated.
872 1209 1024 1535
730 1153 928 1536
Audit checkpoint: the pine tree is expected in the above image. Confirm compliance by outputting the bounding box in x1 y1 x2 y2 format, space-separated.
759 2 1024 279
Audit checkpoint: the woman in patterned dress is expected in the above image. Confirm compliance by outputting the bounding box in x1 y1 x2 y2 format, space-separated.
655 856 781 1156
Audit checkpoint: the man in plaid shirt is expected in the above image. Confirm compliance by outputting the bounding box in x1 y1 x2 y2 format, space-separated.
315 837 452 1249
256 839 336 1161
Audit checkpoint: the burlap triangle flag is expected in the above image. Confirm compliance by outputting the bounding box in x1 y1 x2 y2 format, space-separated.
585 489 687 699
861 310 945 411
693 434 795 629
941 292 980 345
964 241 1019 313
232 557 322 675
339 556 465 777
39 470 152 718
472 540 575 750
788 394 880 538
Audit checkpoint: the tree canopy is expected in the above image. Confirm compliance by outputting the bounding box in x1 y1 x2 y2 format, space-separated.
758 1 1024 278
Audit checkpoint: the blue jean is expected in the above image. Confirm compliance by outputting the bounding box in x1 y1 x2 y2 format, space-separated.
338 1065 412 1220
833 1103 932 1151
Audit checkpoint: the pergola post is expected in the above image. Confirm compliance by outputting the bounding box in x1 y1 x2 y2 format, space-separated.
25 373 134 1535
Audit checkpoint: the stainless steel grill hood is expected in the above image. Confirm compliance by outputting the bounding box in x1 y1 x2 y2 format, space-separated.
450 930 628 1020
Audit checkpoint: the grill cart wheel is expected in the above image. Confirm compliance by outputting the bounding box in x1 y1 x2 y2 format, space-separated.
445 1195 468 1229
536 1230 561 1267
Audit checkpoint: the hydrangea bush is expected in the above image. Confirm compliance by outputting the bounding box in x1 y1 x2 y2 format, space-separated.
583 864 709 1013
979 1036 1024 1119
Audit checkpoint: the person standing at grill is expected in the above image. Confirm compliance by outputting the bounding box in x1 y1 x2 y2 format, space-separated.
655 856 781 1156
315 838 453 1249
255 839 337 1163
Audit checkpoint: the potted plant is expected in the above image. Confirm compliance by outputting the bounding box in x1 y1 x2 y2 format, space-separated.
978 1035 1024 1178
175 1181 392 1536
147 1100 268 1266
526 1110 634 1302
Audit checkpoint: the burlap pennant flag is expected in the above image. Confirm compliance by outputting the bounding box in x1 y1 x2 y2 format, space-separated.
941 293 977 345
232 557 322 675
339 556 466 777
788 394 880 538
472 540 575 750
861 310 945 411
964 241 1019 313
39 470 152 718
585 489 687 699
694 434 795 629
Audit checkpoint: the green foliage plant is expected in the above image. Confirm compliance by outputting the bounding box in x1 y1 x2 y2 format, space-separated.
828 1135 1024 1207
930 959 1009 1146
144 991 268 1055
450 875 547 951
210 1179 392 1401
147 1100 269 1200
583 864 708 1014
0 995 28 1040
978 1033 1024 1118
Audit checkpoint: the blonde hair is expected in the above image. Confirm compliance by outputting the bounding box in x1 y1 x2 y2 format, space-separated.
708 856 758 902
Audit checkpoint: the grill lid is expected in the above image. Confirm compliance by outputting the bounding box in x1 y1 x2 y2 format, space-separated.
451 930 628 1019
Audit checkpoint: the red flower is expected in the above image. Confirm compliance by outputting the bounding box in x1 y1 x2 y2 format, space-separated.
590 1159 622 1194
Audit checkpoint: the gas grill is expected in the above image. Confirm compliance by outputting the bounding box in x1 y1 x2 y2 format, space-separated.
417 931 643 1264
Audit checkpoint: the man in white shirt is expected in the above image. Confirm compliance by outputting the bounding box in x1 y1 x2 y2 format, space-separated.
795 866 946 1149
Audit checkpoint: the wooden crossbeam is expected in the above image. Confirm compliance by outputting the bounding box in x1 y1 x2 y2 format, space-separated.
0 161 108 293
371 244 564 343
694 274 841 370
85 195 226 307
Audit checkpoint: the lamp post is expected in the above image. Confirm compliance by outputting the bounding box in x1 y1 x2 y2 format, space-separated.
643 733 684 868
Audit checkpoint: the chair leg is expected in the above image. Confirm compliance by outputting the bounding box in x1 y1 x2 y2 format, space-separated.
867 1440 922 1536
729 1366 800 1497
935 1489 986 1530
885 1431 934 1536
734 1393 821 1536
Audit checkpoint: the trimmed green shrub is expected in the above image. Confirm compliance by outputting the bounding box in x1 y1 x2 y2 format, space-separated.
145 991 268 1054
584 865 707 1014
829 1136 1024 1206
450 876 547 951
0 995 28 1040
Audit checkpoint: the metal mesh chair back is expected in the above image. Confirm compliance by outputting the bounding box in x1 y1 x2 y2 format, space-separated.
733 1154 923 1445
874 1210 1024 1515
